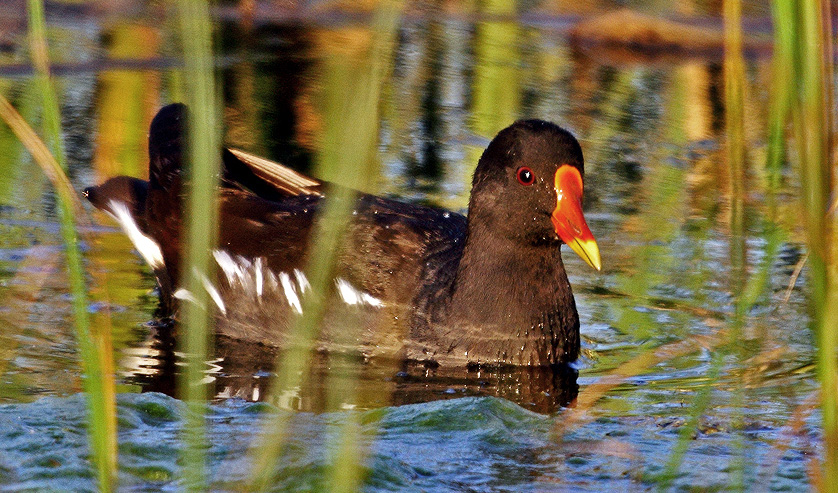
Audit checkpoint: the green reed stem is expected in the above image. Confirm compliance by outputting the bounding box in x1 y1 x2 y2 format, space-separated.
768 0 837 487
471 0 519 137
794 1 838 489
246 186 357 493
326 411 365 493
322 7 401 491
724 0 746 289
246 3 402 491
789 0 838 491
723 0 747 488
658 1 795 487
176 0 221 490
25 1 118 490
765 0 796 213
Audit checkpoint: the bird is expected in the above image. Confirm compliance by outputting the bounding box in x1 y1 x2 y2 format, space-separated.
84 103 601 367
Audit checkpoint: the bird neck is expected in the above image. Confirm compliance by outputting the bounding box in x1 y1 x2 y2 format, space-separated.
446 224 580 365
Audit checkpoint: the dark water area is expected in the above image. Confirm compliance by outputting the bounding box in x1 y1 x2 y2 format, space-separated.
0 0 822 490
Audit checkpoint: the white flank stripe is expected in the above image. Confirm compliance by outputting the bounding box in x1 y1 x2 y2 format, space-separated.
361 292 384 308
255 258 264 298
267 271 279 291
294 269 310 293
198 269 226 315
279 272 303 314
173 288 198 305
108 200 164 269
234 255 252 285
213 250 241 285
335 278 384 308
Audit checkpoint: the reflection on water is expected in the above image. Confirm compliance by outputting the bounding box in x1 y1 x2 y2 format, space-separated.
0 1 819 488
120 322 580 413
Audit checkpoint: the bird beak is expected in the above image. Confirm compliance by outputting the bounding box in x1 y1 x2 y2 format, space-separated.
551 165 601 271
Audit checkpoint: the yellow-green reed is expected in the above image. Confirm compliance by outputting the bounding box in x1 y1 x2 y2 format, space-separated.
471 0 519 136
768 0 836 487
798 0 838 487
0 88 31 202
96 24 160 178
725 0 746 291
457 0 520 210
657 0 790 487
319 11 401 492
24 0 118 489
655 11 741 476
723 0 748 486
655 351 724 491
176 0 221 490
246 3 402 491
765 0 796 210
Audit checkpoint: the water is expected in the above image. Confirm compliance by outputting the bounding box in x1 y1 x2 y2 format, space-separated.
0 1 821 490
0 392 817 491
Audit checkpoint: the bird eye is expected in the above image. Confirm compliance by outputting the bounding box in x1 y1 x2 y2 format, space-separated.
516 166 535 186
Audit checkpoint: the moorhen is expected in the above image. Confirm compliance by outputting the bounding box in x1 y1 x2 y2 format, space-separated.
84 104 601 367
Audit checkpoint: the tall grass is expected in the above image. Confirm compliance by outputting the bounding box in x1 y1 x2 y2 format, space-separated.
22 0 118 490
769 0 837 488
722 0 747 487
649 0 838 488
656 0 838 488
175 0 221 489
246 4 402 490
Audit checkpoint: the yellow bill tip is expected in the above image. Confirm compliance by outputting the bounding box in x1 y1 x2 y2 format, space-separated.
568 238 602 271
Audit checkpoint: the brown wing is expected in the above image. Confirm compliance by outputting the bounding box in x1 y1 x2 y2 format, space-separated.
223 148 323 199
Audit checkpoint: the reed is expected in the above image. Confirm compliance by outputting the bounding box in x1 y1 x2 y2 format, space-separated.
765 0 796 211
798 1 838 488
23 0 118 490
175 0 221 490
655 0 793 487
246 3 402 490
321 13 401 491
723 0 748 486
768 0 837 488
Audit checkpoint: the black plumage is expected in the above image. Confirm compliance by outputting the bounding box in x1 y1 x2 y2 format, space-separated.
84 104 600 367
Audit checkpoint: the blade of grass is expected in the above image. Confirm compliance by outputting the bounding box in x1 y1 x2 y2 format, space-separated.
322 7 401 492
764 0 796 214
245 3 402 491
0 96 81 214
723 0 747 487
175 0 221 490
95 24 160 179
454 0 520 210
245 186 357 492
655 232 785 490
818 0 837 487
654 349 724 490
725 0 746 292
658 0 796 486
24 0 117 490
766 1 838 486
791 0 838 488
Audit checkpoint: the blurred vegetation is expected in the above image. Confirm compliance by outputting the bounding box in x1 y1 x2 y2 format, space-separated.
775 0 838 488
247 3 402 490
175 0 220 489
0 0 120 490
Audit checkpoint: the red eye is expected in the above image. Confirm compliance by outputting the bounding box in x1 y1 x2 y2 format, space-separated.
516 166 535 186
